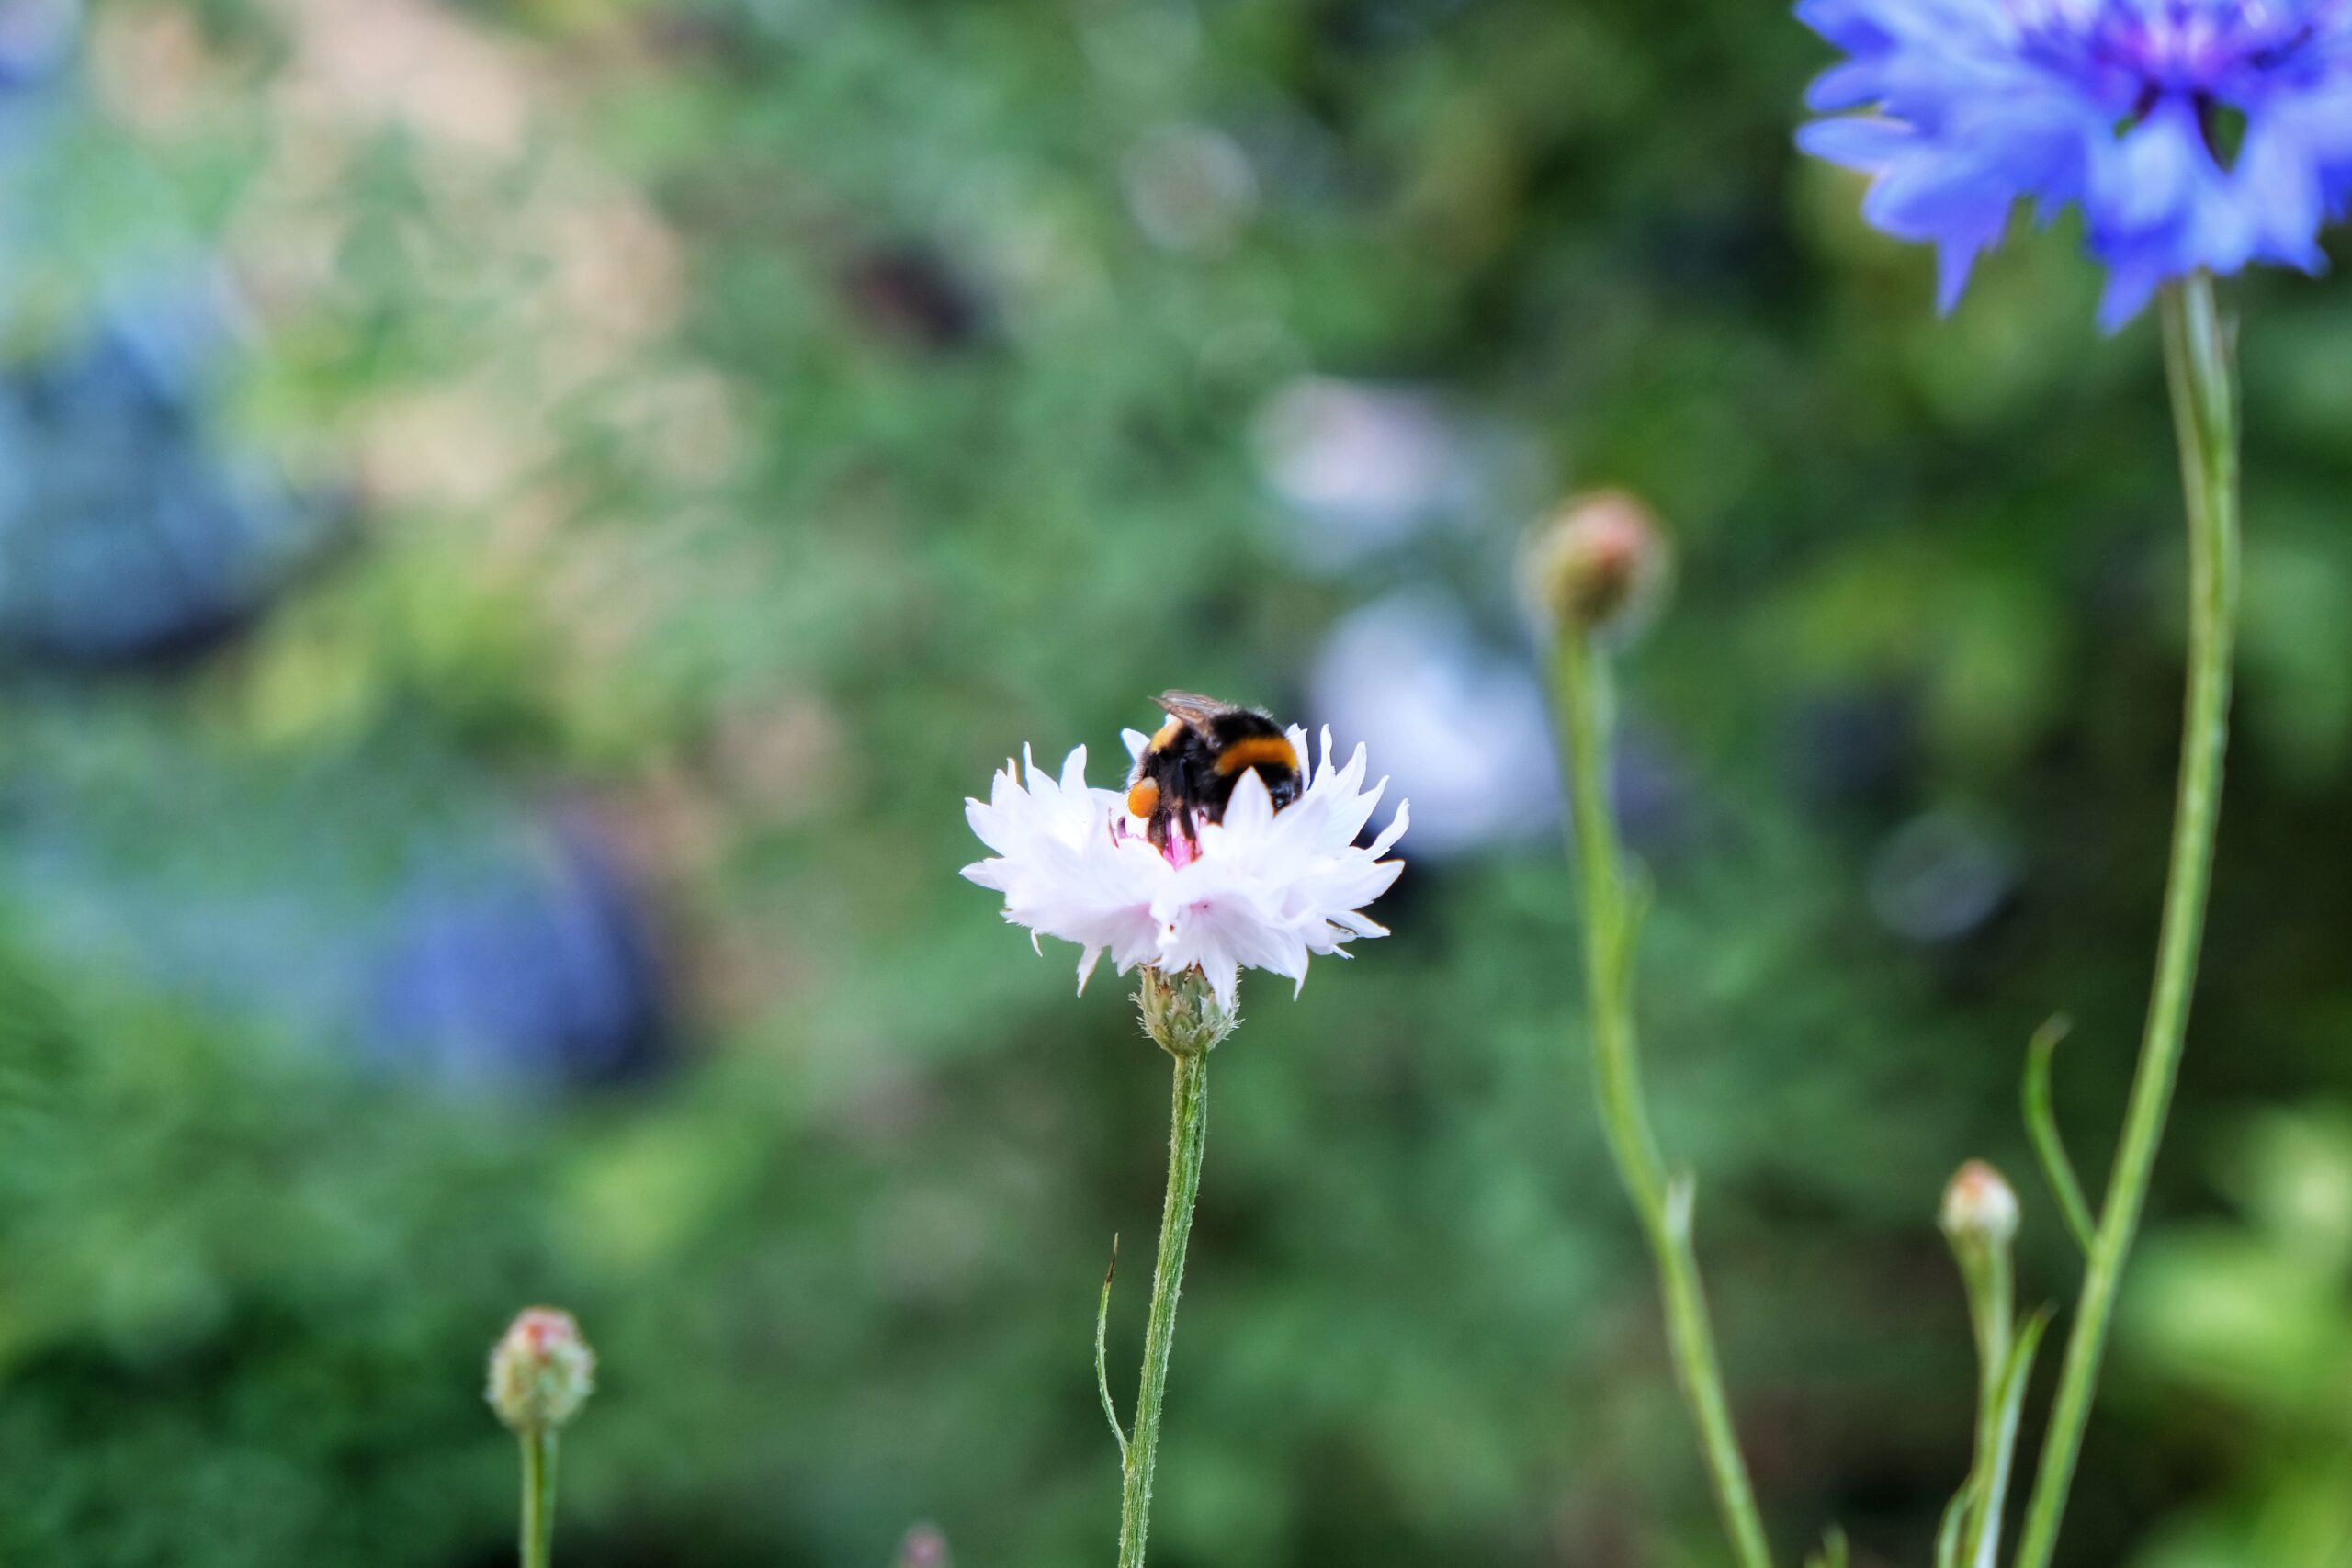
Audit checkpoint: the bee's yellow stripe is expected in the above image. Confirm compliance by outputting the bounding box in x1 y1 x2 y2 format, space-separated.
1148 717 1185 751
1213 736 1300 776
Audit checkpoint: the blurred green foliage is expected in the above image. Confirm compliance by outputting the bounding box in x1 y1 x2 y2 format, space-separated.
1 0 2350 1564
2125 1111 2352 1568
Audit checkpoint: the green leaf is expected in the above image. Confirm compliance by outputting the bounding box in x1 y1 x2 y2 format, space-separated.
1962 1308 2054 1568
1096 1235 1128 1465
1937 1474 1982 1568
2023 1016 2097 1258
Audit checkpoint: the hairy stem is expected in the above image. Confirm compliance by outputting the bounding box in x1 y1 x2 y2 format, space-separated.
1553 631 1773 1568
2012 270 2240 1568
1115 1050 1210 1568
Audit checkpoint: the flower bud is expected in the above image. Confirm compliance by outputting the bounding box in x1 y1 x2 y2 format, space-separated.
487 1306 596 1435
1136 966 1238 1057
1525 490 1670 640
1939 1160 2019 1250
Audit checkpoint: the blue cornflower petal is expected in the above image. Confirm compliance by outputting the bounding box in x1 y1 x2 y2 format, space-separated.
2093 100 2209 233
1793 0 1894 54
2245 136 2326 261
2097 257 2172 333
1795 115 1917 169
1806 60 1894 113
1936 208 2013 312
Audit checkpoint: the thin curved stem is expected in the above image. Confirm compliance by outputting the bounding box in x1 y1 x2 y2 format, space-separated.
1553 632 1773 1568
519 1428 558 1568
2012 270 2240 1568
1115 1050 1210 1568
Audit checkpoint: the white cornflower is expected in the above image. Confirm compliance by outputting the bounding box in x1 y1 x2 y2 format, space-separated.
962 724 1408 1007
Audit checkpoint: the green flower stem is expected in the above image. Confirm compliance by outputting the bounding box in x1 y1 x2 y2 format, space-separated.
519 1428 559 1568
2013 270 2240 1568
1116 1047 1210 1568
1553 629 1773 1568
1955 1238 2012 1568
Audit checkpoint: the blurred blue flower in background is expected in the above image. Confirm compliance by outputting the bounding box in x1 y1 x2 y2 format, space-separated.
0 0 658 1093
0 273 343 666
0 0 73 94
1796 0 2352 324
0 741 670 1091
366 824 667 1089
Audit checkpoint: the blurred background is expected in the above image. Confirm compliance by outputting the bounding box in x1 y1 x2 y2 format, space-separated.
1 0 2349 1563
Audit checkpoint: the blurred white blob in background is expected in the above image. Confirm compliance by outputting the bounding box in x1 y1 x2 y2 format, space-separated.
1308 589 1558 858
1253 377 1473 570
1124 122 1258 254
1867 807 2017 944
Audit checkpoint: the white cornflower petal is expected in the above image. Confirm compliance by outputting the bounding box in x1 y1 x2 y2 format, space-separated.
961 745 1166 991
962 720 1408 1008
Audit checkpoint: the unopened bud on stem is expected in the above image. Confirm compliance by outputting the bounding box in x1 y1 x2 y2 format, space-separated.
1136 967 1237 1057
1525 490 1671 641
488 1307 596 1435
1940 1160 2020 1252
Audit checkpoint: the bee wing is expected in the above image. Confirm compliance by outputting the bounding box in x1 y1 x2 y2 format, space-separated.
1152 691 1231 728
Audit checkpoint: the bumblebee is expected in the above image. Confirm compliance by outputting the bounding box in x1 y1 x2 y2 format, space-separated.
1125 691 1304 851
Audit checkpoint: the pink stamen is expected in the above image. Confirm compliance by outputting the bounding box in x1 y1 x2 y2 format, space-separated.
1162 827 1201 869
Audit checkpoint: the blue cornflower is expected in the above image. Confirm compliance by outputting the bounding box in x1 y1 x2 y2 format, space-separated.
1797 0 2352 325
